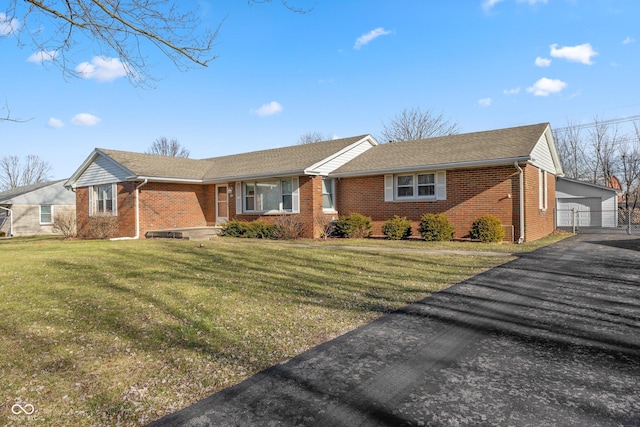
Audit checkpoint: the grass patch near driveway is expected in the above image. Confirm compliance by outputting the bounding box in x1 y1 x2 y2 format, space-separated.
1 237 527 425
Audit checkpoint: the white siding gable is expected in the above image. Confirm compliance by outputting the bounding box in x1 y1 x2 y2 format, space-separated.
530 133 557 175
305 137 377 175
76 154 132 187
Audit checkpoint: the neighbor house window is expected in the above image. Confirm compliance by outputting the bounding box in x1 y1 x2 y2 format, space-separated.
322 178 336 211
243 178 298 213
40 205 53 224
91 183 116 215
539 169 548 210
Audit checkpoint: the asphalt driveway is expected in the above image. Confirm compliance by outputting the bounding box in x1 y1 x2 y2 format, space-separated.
149 232 640 427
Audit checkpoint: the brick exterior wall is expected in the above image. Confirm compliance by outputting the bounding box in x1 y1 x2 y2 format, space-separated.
337 164 556 242
75 164 556 242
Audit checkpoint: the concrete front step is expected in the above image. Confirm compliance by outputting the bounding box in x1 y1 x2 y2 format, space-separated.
145 227 222 241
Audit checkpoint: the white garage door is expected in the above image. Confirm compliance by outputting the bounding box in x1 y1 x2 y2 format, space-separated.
557 198 602 227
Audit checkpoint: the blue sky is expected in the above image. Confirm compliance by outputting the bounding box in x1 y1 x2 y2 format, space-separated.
1 0 639 180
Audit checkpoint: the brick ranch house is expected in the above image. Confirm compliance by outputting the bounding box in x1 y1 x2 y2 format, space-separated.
64 122 563 242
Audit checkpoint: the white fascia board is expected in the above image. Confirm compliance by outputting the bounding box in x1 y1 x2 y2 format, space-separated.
304 135 378 175
65 149 137 189
330 156 531 178
544 124 564 177
130 176 205 184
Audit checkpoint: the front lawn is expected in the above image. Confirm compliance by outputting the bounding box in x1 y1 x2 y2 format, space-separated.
0 236 556 425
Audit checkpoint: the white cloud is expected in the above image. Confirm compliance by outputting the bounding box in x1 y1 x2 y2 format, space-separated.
483 0 546 11
482 0 505 10
527 77 567 96
48 117 64 128
251 101 283 117
354 27 392 50
75 56 129 82
27 50 58 64
71 113 101 126
622 36 636 45
503 87 521 95
478 98 493 107
550 43 597 65
535 56 551 67
0 13 19 36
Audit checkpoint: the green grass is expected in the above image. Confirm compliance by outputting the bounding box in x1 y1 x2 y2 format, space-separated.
0 235 567 425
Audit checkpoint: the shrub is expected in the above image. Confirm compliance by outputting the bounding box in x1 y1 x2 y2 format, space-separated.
469 215 505 243
220 219 278 239
0 230 5 237
314 212 337 240
273 214 305 240
87 213 118 239
335 213 372 238
418 213 454 241
53 211 77 238
382 216 412 240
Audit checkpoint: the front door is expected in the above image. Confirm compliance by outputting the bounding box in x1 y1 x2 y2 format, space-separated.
216 185 229 224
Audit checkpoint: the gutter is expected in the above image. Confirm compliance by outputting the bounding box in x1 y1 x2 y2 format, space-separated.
514 161 525 244
0 206 13 237
330 156 532 178
111 179 148 240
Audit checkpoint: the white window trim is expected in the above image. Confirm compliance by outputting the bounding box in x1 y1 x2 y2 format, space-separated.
385 171 446 202
89 183 117 216
40 205 53 225
539 169 548 211
241 177 299 214
322 178 337 213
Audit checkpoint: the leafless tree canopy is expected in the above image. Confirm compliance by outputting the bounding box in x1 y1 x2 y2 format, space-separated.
146 136 190 157
380 107 460 143
0 154 52 191
2 1 309 86
297 131 330 145
553 116 640 210
3 1 222 85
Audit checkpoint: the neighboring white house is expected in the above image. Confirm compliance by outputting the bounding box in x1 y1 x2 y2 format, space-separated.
0 180 76 237
556 177 620 228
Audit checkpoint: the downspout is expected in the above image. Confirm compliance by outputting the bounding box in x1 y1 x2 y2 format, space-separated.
111 179 148 240
0 206 13 237
514 162 525 244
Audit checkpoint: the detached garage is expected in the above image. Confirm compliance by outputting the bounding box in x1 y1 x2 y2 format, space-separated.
556 177 619 228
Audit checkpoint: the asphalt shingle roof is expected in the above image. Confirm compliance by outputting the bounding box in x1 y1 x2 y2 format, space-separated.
333 123 550 175
0 179 66 203
98 135 369 181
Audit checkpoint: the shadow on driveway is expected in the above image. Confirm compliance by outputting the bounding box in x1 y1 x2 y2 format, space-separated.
148 233 640 427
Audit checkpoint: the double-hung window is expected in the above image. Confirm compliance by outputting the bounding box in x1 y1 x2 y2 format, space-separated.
322 178 336 212
396 173 436 199
242 178 298 213
91 183 116 215
40 205 53 224
385 171 446 202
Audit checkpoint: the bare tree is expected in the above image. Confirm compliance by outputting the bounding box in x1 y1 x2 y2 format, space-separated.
380 107 460 143
297 132 330 145
0 154 52 191
619 123 640 210
553 120 587 180
586 116 619 185
146 137 190 157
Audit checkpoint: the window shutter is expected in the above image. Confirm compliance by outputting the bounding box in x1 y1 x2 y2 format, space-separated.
88 186 94 216
111 183 117 215
384 174 394 202
436 171 446 200
235 182 242 214
291 177 300 213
